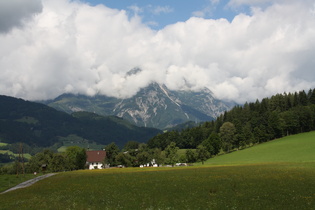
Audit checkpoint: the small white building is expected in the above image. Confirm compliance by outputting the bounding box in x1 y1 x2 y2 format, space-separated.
86 150 106 170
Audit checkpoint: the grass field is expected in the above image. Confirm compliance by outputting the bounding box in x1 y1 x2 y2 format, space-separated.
200 131 315 166
0 164 314 209
0 132 315 209
0 143 8 147
0 150 32 160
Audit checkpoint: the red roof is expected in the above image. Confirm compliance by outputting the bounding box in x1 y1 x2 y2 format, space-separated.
86 150 106 162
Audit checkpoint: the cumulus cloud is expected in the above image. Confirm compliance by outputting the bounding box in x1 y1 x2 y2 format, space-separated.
150 5 173 15
227 0 297 8
0 0 42 33
0 0 315 104
192 0 219 18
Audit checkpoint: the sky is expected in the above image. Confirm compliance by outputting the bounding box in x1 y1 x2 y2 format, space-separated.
0 0 315 104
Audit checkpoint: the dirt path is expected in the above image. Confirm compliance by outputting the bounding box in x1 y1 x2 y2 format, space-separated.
1 173 56 194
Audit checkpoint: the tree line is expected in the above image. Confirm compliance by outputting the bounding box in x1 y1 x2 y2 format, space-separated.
103 141 210 167
147 89 315 157
0 146 86 174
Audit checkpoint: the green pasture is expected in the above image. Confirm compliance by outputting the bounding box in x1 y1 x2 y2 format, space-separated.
201 131 315 166
57 134 105 152
0 150 31 160
15 117 38 125
0 143 8 147
1 163 315 209
1 132 315 209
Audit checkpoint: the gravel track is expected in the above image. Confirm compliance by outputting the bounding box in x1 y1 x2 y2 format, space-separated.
1 173 56 194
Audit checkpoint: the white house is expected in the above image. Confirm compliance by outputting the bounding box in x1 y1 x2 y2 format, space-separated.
86 150 106 170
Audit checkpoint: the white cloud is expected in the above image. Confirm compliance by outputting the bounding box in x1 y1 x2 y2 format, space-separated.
192 0 219 18
0 0 315 104
127 5 143 15
228 0 285 7
150 5 173 15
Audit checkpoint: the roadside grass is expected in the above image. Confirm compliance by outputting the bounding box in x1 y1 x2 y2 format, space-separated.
200 131 315 166
0 143 8 147
0 174 36 193
0 163 315 209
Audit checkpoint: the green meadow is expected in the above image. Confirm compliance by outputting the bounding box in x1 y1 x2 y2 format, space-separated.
202 131 315 165
0 150 32 160
0 132 315 209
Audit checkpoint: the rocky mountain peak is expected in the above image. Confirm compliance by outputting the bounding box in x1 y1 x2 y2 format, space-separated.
43 82 234 129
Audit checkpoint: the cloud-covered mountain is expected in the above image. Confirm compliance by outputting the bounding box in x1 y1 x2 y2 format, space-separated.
1 0 315 104
43 82 234 129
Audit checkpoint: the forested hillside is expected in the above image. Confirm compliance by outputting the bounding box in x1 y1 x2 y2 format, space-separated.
147 89 315 155
0 95 161 149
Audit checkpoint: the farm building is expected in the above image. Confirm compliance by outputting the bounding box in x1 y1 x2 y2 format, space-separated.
86 150 106 170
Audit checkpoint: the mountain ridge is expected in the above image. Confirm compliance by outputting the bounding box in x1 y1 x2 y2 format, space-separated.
0 95 161 148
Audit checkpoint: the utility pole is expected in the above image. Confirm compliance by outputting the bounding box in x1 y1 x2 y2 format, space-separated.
16 150 20 177
21 143 25 176
16 143 25 177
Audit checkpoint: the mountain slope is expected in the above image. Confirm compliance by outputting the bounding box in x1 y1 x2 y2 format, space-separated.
43 83 234 129
0 95 161 148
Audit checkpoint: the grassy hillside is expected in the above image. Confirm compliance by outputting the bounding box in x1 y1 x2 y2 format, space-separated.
1 132 314 209
202 131 315 165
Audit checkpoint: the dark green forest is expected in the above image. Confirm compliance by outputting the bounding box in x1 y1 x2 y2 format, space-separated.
147 89 315 155
0 95 161 150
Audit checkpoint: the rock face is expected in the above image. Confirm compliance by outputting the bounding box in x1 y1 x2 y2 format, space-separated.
43 83 234 129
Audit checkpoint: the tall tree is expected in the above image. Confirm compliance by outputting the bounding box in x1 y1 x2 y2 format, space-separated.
50 153 68 172
65 146 87 170
219 122 236 152
299 90 308 106
152 148 165 166
116 152 134 167
136 151 151 166
201 132 221 156
196 145 210 164
123 141 140 151
104 142 120 166
164 142 179 166
185 149 197 163
309 89 315 104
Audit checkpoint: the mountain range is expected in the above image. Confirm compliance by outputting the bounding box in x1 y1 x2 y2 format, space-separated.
43 82 234 129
